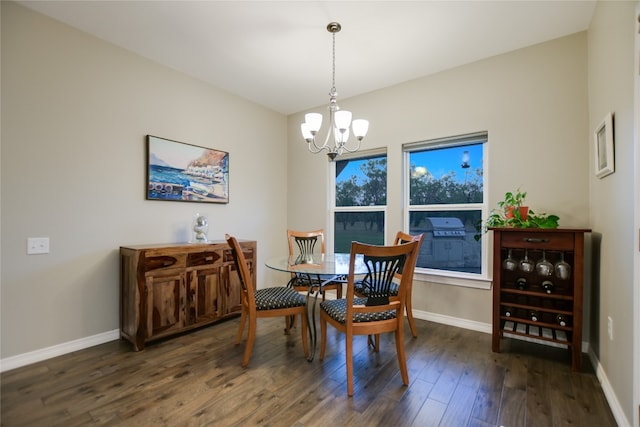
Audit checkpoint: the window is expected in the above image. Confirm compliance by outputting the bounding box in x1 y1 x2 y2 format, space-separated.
404 133 487 278
331 151 387 253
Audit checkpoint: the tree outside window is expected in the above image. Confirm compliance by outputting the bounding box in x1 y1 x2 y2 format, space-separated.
333 155 386 253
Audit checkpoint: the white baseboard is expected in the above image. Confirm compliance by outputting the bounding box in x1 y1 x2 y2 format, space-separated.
587 348 632 427
0 329 120 373
412 308 492 334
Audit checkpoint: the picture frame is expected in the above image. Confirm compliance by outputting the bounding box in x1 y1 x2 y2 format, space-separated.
146 135 229 203
594 112 614 179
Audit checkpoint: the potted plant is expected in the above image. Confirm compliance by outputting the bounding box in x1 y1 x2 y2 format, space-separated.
499 189 528 221
474 189 560 240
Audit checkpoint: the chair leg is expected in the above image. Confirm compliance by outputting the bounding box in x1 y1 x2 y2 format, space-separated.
242 319 257 368
406 299 417 338
319 313 327 360
346 335 354 396
300 313 309 358
236 310 247 344
284 315 295 335
366 334 380 352
395 326 409 386
327 283 342 299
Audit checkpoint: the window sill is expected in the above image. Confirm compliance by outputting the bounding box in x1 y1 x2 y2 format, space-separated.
414 270 492 290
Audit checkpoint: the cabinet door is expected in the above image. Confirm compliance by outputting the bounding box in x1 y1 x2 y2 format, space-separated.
145 272 185 338
186 267 223 324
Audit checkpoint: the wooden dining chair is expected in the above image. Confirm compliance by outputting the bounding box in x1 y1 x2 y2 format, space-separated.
354 231 424 338
225 234 309 367
319 239 419 396
287 229 343 300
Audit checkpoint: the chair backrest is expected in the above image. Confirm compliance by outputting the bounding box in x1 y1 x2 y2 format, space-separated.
287 229 325 256
287 229 325 265
347 240 419 309
225 234 255 311
393 231 424 279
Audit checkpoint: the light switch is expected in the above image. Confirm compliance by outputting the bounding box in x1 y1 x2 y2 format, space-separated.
27 237 50 254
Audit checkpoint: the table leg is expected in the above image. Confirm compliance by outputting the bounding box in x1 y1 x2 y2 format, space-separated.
303 273 342 362
304 273 320 361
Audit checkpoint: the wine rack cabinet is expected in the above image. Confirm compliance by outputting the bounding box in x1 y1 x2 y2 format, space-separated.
490 228 590 371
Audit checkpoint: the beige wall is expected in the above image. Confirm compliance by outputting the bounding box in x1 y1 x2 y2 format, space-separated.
587 1 636 425
1 2 288 358
287 32 591 326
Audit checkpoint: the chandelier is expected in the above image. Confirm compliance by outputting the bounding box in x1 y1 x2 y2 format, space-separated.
300 22 369 161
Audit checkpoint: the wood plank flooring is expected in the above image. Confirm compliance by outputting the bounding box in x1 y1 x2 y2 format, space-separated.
1 316 616 426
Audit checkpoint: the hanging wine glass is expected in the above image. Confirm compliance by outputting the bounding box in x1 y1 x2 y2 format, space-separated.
503 249 518 271
536 250 554 277
555 252 572 280
519 250 534 273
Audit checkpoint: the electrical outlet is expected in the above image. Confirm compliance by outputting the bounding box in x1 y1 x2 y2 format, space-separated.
27 237 50 255
607 316 613 341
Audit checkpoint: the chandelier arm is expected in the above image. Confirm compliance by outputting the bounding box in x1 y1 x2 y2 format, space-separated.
319 127 333 151
337 140 363 154
307 130 332 153
306 140 327 154
307 107 335 153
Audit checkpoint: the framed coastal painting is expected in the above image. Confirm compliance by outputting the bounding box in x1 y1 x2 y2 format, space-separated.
594 112 614 179
146 135 229 204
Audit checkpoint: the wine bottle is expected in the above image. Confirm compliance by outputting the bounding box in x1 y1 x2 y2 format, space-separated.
556 314 568 327
542 280 554 294
529 310 540 322
516 277 527 290
504 306 514 317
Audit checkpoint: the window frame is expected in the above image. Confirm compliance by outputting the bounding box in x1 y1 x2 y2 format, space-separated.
328 148 388 254
402 133 491 289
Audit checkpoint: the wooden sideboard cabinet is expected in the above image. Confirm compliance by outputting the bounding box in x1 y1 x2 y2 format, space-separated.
490 228 590 371
120 240 256 350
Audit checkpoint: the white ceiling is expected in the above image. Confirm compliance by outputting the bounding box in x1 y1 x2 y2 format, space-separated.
19 1 596 115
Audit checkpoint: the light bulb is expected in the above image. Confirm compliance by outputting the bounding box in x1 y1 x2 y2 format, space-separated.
301 123 313 142
352 119 369 140
334 110 352 132
305 113 322 133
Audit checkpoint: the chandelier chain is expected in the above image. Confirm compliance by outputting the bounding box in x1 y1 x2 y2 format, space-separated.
331 31 336 92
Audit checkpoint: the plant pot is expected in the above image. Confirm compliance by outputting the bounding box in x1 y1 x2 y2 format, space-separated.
505 206 529 220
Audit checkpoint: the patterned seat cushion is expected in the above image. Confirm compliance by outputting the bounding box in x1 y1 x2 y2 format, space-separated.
320 298 397 323
255 287 306 310
353 281 399 297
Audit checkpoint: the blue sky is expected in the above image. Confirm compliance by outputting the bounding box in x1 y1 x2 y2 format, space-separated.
337 143 483 185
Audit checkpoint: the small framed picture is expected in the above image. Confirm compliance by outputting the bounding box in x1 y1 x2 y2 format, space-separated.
146 135 229 203
594 112 614 179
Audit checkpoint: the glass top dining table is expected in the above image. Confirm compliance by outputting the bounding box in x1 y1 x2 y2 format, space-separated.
264 253 368 277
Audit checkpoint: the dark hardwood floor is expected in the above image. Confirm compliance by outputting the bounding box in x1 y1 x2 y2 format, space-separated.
1 315 616 426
